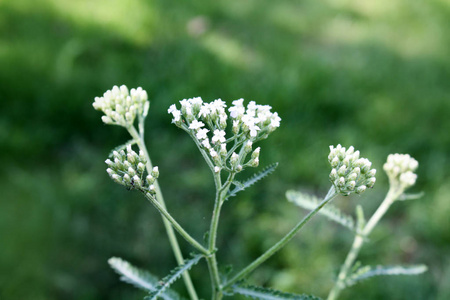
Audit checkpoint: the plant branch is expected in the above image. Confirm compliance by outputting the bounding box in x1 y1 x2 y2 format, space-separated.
128 125 200 300
224 186 338 289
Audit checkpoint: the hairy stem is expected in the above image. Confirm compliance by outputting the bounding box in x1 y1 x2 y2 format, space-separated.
327 187 402 300
224 186 338 289
128 126 200 300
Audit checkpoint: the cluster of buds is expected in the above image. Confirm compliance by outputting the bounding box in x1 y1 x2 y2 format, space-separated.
105 144 159 194
93 85 149 127
168 97 280 173
383 154 418 189
328 145 376 196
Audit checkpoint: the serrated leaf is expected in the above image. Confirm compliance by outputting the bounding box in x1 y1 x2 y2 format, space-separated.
343 264 428 288
108 257 180 300
145 254 203 300
227 163 278 199
286 190 356 232
232 284 322 300
398 192 425 201
108 139 137 158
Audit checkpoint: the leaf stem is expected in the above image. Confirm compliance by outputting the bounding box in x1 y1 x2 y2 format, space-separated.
128 125 200 300
224 186 338 289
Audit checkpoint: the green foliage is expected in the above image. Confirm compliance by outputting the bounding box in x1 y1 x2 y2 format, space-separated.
343 265 428 288
286 190 356 233
231 284 322 300
227 163 279 199
108 257 181 300
398 192 425 201
145 254 203 300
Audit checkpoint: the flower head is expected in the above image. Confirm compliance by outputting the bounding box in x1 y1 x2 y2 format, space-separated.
105 144 158 193
383 154 418 189
93 85 149 127
168 97 281 174
328 144 376 196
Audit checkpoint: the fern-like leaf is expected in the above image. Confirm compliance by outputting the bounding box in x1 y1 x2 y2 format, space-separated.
227 163 278 199
286 190 355 232
108 139 137 158
398 192 424 201
145 254 203 300
108 257 180 300
343 264 428 288
232 284 322 300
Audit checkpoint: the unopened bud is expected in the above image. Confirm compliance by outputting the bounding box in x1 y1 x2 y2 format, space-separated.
151 166 159 178
132 175 141 188
137 162 146 173
356 185 367 194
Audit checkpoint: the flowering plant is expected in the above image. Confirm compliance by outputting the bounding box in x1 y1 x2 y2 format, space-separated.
92 85 426 300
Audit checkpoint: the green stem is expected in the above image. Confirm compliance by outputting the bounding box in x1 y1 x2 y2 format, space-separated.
327 187 402 300
224 186 338 289
128 126 200 300
142 192 209 255
206 173 235 300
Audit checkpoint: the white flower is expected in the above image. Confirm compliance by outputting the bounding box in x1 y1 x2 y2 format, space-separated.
212 130 226 144
196 128 209 140
189 120 205 130
168 104 178 114
214 166 221 173
198 103 210 118
270 112 281 128
249 124 260 137
202 139 211 149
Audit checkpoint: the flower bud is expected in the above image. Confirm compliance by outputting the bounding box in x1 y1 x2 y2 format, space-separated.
151 166 159 178
356 185 366 194
146 174 155 185
123 174 131 185
137 162 146 173
244 141 253 153
366 177 376 188
331 157 339 168
230 152 239 168
127 167 136 177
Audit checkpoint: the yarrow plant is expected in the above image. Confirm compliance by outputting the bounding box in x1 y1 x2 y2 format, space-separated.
92 85 426 300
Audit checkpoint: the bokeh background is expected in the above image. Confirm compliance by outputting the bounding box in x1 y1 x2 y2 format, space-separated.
1 0 450 299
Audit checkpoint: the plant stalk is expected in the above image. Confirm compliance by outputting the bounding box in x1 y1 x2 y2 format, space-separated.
128 126 200 300
327 187 402 300
224 186 338 289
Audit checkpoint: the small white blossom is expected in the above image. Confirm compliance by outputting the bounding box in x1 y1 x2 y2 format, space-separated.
212 130 226 144
196 128 209 140
214 166 221 173
189 120 205 130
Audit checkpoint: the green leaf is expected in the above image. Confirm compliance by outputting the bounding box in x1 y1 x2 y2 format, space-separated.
398 192 425 201
286 190 355 232
227 163 278 199
108 139 137 158
343 264 428 288
145 254 203 300
232 284 322 300
108 257 180 300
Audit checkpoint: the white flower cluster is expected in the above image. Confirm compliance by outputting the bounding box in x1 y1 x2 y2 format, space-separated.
105 145 159 193
168 97 281 173
383 154 418 189
93 85 149 127
328 145 376 196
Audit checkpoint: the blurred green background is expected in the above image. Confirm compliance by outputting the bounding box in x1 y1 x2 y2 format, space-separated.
1 0 449 299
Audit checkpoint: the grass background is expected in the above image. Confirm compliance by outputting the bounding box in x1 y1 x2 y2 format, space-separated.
1 0 449 299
